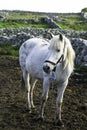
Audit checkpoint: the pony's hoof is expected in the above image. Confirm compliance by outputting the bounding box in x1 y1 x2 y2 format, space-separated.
55 120 64 127
25 108 32 113
32 105 36 110
37 116 44 122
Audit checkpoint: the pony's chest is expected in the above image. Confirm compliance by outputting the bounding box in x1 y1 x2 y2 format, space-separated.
55 65 70 82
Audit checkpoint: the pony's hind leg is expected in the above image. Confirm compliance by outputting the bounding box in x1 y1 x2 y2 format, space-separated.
23 70 32 112
30 79 38 108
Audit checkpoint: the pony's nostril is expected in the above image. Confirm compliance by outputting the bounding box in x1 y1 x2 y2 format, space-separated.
43 65 50 73
46 66 50 70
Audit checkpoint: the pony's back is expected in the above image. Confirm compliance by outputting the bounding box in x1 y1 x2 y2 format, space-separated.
19 37 49 71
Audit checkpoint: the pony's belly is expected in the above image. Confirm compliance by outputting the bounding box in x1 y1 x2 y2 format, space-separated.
26 60 43 79
29 68 43 79
26 46 48 79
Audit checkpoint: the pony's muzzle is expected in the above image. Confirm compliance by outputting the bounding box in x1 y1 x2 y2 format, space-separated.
43 65 50 73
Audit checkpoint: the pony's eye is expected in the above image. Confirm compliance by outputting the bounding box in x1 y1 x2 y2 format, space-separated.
56 49 60 52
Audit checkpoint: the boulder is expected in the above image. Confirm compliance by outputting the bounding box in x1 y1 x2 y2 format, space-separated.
71 38 87 66
81 12 87 20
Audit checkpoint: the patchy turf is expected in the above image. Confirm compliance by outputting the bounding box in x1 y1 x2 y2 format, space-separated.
0 57 87 130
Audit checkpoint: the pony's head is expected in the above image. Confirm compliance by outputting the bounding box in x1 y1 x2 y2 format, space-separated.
43 33 75 74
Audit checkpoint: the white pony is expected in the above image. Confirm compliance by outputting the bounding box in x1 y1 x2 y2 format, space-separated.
19 33 75 126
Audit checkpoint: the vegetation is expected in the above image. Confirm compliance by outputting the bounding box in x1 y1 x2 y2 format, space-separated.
0 11 49 28
0 10 87 31
6 12 45 19
81 7 87 12
0 20 49 28
0 44 19 59
57 14 87 31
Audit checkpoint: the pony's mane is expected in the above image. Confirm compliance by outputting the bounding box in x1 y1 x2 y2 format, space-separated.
64 36 75 72
49 34 75 72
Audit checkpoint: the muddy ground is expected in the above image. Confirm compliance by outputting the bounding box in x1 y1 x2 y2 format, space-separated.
0 57 87 130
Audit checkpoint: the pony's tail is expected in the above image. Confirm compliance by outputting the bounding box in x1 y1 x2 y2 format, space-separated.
19 38 38 71
19 42 28 71
19 42 30 89
21 75 25 88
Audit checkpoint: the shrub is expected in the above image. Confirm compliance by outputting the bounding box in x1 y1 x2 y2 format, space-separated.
81 8 87 12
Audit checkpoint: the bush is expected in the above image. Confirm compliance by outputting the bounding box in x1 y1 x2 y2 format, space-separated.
81 8 87 12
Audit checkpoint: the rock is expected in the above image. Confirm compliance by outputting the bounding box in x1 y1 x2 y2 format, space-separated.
71 38 87 66
0 15 4 19
81 12 87 20
40 16 61 29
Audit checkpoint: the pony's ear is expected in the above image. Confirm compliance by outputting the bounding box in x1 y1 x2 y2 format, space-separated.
59 33 63 41
49 32 54 38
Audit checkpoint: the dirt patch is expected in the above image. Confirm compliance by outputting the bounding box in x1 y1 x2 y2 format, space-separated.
0 57 87 130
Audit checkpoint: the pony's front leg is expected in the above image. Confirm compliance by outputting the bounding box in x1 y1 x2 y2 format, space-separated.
56 80 68 127
38 77 50 120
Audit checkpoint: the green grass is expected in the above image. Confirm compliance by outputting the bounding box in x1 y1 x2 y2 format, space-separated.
0 20 49 28
0 11 49 28
57 15 87 31
75 66 87 72
57 21 87 31
0 44 19 59
7 12 46 19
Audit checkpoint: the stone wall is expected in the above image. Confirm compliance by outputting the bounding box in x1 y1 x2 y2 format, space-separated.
0 28 87 45
71 38 87 66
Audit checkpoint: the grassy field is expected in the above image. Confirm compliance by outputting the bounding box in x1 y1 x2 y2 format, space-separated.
0 20 49 28
6 12 45 19
0 11 87 31
57 14 87 31
0 11 49 28
0 44 19 59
